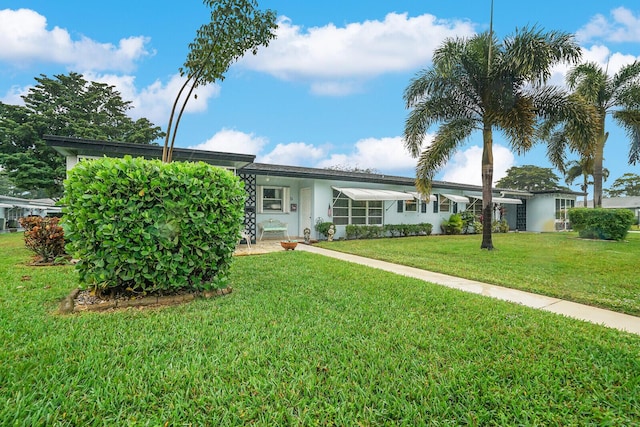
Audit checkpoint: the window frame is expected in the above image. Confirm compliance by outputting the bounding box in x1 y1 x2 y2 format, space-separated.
333 190 384 225
257 186 290 214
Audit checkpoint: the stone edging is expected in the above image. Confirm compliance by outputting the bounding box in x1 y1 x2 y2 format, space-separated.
58 287 233 314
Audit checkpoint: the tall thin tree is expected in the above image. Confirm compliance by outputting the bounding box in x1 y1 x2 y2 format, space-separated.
403 26 591 249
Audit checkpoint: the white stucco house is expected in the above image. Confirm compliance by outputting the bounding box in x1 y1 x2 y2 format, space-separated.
0 195 62 231
45 135 583 240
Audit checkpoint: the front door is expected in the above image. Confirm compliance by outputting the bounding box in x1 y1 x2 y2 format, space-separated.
516 200 527 231
300 187 312 236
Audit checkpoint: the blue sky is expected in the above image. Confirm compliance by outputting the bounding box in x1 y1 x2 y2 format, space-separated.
1 1 639 190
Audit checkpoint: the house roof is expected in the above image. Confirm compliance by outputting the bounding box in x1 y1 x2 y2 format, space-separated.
44 136 576 198
577 196 640 209
44 135 256 169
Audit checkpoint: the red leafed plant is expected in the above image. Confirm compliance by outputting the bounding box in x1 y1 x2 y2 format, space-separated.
19 216 66 263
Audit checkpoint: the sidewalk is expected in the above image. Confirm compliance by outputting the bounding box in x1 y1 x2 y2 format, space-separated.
296 244 640 336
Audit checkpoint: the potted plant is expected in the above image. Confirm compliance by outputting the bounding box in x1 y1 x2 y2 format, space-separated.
280 240 298 250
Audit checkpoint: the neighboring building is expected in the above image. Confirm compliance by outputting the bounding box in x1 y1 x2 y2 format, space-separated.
0 195 62 230
577 196 640 225
45 135 582 239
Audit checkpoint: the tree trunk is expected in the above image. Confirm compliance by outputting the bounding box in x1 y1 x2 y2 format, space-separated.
592 113 608 208
481 122 494 250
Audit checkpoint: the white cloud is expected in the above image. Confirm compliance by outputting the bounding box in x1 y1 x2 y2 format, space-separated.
0 8 151 72
259 142 325 166
577 7 640 43
316 136 418 173
189 128 268 155
440 145 515 186
82 72 220 125
0 85 29 104
240 13 475 95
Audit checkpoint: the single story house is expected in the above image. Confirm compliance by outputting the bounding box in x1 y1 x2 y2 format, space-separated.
45 135 583 240
0 195 62 230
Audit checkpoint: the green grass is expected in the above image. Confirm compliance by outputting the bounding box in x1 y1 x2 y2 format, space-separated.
1 232 640 425
318 232 640 316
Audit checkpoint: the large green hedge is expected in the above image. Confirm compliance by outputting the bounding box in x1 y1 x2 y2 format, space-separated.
62 156 246 293
568 208 634 241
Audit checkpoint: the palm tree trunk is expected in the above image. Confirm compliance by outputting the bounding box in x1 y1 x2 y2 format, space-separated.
481 123 494 250
592 125 609 208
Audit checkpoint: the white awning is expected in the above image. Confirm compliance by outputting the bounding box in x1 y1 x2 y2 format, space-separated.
0 203 14 208
493 197 522 205
408 192 437 202
332 187 412 201
466 195 522 205
12 204 49 210
440 193 470 203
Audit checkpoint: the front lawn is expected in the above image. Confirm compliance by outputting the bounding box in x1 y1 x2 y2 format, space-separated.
1 232 639 425
318 232 640 316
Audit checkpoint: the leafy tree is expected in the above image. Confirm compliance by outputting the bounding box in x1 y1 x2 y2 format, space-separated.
496 165 563 191
325 164 379 174
0 73 165 197
403 27 590 249
605 173 640 197
163 0 278 162
545 61 640 207
564 157 609 206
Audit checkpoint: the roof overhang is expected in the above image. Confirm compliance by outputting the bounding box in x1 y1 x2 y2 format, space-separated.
408 191 437 202
440 193 470 203
44 135 256 169
467 195 523 205
332 187 412 201
0 203 14 208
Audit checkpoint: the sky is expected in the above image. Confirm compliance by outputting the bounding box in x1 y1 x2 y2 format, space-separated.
1 1 639 191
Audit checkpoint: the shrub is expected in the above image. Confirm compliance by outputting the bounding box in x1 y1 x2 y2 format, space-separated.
568 208 634 241
441 214 463 235
19 216 66 262
62 156 246 294
460 210 477 234
315 219 335 240
492 219 509 233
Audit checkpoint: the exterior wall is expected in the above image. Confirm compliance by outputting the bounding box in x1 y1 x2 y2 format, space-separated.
527 193 577 232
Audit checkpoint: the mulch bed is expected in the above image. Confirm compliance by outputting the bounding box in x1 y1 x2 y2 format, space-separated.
58 286 233 314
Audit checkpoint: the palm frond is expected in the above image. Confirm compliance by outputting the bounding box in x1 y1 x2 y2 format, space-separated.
414 118 474 194
612 109 640 164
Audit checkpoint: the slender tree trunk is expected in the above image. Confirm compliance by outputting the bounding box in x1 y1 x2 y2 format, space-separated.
481 122 494 250
592 113 608 207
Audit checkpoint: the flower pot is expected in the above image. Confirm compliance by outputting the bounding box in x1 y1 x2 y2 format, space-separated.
280 241 298 250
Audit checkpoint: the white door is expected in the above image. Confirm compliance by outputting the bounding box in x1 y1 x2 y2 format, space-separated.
300 187 312 236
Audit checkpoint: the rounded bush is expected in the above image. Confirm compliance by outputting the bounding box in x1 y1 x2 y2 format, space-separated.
61 156 246 293
568 208 634 241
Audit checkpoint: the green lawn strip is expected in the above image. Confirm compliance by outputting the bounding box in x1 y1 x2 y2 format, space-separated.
0 233 639 425
317 232 640 316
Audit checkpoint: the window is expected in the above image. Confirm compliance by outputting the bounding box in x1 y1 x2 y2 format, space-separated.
439 196 451 213
555 198 575 220
421 201 427 213
468 198 483 216
258 186 290 213
333 189 383 225
405 199 417 212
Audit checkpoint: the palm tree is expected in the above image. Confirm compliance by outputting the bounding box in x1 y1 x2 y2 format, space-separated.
564 157 609 207
403 27 591 250
549 61 640 207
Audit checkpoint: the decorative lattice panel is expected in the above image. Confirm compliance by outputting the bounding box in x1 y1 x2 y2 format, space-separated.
516 200 527 231
239 173 256 242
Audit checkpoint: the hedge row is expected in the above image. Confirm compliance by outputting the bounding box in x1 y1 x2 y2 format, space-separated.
62 156 246 294
568 208 634 241
345 223 433 240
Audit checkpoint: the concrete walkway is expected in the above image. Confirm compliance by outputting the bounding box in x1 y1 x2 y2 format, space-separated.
296 244 640 336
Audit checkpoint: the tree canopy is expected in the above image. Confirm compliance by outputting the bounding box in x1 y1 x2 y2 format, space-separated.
0 72 165 197
403 26 589 249
496 165 564 191
605 173 640 197
544 61 640 207
162 0 278 162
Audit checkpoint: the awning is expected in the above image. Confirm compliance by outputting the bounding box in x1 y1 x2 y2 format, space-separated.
12 204 49 210
408 192 437 202
332 187 412 201
0 203 14 209
492 197 522 205
440 193 470 203
466 195 522 205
